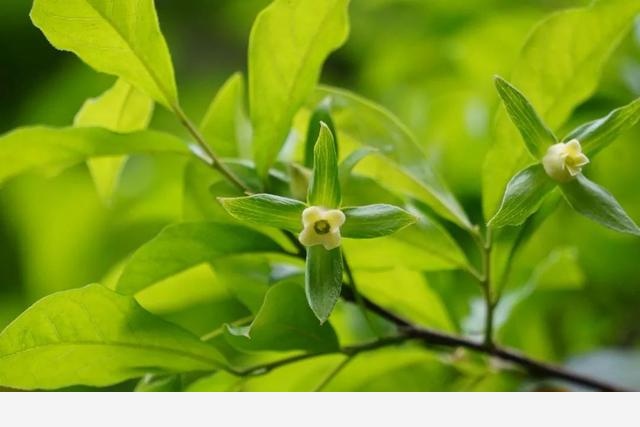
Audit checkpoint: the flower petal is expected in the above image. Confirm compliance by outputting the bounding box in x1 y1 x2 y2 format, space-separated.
302 206 323 227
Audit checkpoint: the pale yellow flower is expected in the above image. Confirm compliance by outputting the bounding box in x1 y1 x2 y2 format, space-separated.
298 206 346 250
542 139 590 182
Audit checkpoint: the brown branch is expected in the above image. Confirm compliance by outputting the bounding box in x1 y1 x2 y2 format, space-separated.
341 287 627 392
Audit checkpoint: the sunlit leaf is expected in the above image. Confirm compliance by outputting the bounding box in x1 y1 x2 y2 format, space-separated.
200 72 251 158
218 194 306 232
309 123 341 208
74 78 154 204
116 222 283 295
0 284 224 390
0 127 187 187
314 86 471 229
250 0 350 177
31 0 178 108
341 204 416 238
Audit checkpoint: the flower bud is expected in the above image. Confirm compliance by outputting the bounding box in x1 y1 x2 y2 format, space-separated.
542 139 589 182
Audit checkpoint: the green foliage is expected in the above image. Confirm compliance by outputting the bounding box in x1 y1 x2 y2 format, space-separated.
341 204 416 238
493 76 557 159
250 0 350 178
565 97 640 156
30 0 178 108
226 280 339 353
2 0 640 393
200 73 251 159
0 127 187 186
483 0 640 219
74 78 154 203
305 246 343 324
218 194 306 232
0 284 224 390
560 175 640 236
116 223 283 295
308 123 341 208
489 165 555 228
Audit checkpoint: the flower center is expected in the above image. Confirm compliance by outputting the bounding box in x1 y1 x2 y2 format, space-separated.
313 220 331 235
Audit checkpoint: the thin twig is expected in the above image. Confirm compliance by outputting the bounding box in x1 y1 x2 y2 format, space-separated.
174 106 253 194
340 287 626 392
313 355 353 392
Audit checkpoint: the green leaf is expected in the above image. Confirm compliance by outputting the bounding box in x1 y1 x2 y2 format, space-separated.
135 374 182 392
338 146 378 184
225 280 339 353
483 0 640 219
341 204 416 238
494 76 557 159
313 86 471 230
250 0 350 178
564 97 640 156
488 164 556 228
0 284 224 390
559 174 640 236
305 98 338 168
116 222 283 295
306 246 343 323
218 194 306 232
341 180 470 272
31 0 178 108
200 72 251 158
0 126 188 187
74 78 154 204
308 123 341 208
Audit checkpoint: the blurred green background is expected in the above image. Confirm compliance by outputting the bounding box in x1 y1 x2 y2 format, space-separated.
1 0 639 383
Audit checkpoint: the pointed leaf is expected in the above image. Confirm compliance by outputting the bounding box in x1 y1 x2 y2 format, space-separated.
225 280 339 353
0 127 188 187
564 97 640 155
494 76 557 159
305 98 338 168
308 123 340 208
200 72 251 158
250 0 350 178
306 246 342 323
31 0 178 108
0 284 224 390
341 204 416 238
313 86 472 230
116 222 283 295
560 174 640 236
218 194 306 232
74 78 154 203
489 164 556 228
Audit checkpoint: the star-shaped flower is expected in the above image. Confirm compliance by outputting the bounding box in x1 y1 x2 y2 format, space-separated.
542 139 590 182
219 123 417 321
298 206 346 250
489 76 640 236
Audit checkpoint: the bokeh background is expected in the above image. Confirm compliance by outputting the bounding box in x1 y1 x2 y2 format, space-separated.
1 0 639 387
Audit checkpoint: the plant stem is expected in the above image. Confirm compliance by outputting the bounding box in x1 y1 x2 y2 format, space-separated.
170 105 622 392
340 287 625 392
313 355 353 391
173 106 253 194
342 253 380 336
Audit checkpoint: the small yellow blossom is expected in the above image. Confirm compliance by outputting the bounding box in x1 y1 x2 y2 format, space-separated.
542 139 590 182
298 206 346 250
